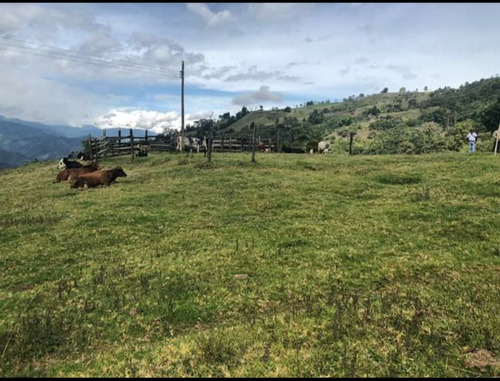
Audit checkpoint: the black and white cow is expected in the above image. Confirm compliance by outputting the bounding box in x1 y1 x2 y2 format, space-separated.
176 136 208 153
57 157 84 170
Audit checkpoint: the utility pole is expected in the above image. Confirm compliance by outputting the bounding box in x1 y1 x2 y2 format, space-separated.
251 122 257 162
180 60 185 152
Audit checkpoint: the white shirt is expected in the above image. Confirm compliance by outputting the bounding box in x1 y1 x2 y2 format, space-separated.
467 132 477 142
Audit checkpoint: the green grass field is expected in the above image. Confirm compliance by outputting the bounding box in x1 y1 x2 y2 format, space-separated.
1 151 499 377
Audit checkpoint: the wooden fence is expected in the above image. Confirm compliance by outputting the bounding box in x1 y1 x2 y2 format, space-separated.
87 129 278 160
211 136 276 153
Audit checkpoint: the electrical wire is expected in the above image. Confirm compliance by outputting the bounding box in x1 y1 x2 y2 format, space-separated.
0 35 181 76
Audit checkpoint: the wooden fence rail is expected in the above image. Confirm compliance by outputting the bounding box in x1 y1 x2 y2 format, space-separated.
87 129 277 160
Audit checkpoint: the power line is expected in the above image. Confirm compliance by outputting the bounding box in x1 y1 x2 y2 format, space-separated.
0 44 180 79
0 36 242 117
0 36 238 109
0 35 181 76
0 41 179 78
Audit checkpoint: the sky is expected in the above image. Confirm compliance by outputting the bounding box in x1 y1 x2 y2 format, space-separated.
0 2 499 133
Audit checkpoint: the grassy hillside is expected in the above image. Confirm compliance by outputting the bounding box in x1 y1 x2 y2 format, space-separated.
1 151 499 377
227 92 431 135
211 78 500 155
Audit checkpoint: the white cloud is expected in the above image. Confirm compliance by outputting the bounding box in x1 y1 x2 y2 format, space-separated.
248 3 314 21
0 59 105 126
93 108 214 133
232 85 283 106
225 65 299 83
186 3 231 27
0 13 21 34
76 29 121 56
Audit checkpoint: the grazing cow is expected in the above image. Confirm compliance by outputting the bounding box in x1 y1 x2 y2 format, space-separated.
258 141 267 153
282 147 306 153
318 140 331 154
57 157 83 170
56 162 99 182
176 136 207 153
71 166 127 189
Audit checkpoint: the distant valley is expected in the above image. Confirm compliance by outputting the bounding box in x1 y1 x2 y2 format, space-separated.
0 115 156 169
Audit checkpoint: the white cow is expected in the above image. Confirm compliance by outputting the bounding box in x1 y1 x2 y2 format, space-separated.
318 140 331 154
176 136 207 153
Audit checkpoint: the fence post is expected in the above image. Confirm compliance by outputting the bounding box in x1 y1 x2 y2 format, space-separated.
206 120 213 163
116 130 121 157
349 132 355 155
277 129 280 153
221 135 224 153
101 129 106 158
93 139 98 161
130 128 135 160
145 129 148 144
251 123 257 162
88 135 93 161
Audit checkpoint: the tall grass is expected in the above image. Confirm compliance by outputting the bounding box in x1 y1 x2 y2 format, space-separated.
0 152 499 377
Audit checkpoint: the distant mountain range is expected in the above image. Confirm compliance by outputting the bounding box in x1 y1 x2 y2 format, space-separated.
0 115 157 169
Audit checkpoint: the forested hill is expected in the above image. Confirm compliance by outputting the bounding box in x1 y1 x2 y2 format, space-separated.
187 76 500 154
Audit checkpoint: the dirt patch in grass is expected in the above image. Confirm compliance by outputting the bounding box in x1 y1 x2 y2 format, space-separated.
464 349 500 371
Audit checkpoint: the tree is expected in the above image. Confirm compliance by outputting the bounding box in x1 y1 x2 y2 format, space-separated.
362 105 381 118
308 109 325 125
480 99 500 132
284 106 292 112
399 87 407 94
408 98 418 109
381 87 389 93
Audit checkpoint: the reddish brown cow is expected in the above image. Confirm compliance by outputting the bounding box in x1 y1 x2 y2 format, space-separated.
56 162 99 182
258 141 267 152
71 166 127 189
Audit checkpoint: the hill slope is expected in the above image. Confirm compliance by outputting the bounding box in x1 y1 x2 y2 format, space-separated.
0 116 158 168
0 149 30 169
0 119 84 162
1 151 499 377
207 77 500 154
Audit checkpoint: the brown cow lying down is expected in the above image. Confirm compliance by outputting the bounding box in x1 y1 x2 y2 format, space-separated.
56 162 99 182
71 166 127 188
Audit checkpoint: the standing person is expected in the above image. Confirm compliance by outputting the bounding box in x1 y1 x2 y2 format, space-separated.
466 130 478 153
